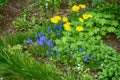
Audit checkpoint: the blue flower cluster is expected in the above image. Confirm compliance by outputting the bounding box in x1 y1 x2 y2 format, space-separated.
48 23 63 38
84 54 89 62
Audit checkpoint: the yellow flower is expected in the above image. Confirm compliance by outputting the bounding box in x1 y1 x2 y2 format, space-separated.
63 22 71 27
63 22 71 31
79 4 86 9
82 14 90 19
82 14 93 19
79 18 84 22
50 15 61 23
62 17 68 22
54 16 61 20
64 26 71 31
76 26 84 31
72 5 80 12
88 14 93 18
50 18 59 23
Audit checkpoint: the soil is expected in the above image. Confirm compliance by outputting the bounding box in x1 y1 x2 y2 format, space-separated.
0 0 29 35
104 33 120 52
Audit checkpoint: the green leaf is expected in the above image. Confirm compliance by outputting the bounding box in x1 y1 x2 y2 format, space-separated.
110 20 119 26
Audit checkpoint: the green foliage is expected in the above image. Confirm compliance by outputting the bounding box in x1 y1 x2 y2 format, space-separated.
13 14 38 31
98 54 120 80
3 32 34 46
115 25 120 38
32 0 63 12
1 1 120 80
94 3 120 37
0 0 8 7
46 0 62 12
0 14 3 19
0 38 4 53
0 45 61 80
91 0 104 7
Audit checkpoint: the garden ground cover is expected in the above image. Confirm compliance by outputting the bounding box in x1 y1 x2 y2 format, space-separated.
0 0 120 80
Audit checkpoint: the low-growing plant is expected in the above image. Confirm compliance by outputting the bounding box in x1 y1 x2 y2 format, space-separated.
0 0 8 7
94 2 120 38
20 3 120 79
0 45 61 80
13 14 38 31
1 1 120 80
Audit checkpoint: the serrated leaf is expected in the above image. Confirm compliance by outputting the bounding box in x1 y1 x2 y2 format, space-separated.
110 20 119 26
86 21 93 27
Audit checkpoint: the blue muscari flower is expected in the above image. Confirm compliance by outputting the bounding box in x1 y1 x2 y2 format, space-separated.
57 33 61 38
84 54 89 62
35 34 39 40
55 29 59 33
80 46 83 52
54 24 57 29
46 39 52 48
27 37 33 45
37 40 43 46
23 42 26 46
70 54 73 58
40 36 47 43
47 26 51 34
39 32 44 38
59 23 63 30
46 51 49 56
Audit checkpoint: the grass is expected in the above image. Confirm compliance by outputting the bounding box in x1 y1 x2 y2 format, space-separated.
0 45 61 80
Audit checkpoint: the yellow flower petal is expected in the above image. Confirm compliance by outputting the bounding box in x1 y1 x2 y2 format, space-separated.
79 18 84 22
76 26 84 31
79 4 86 9
63 22 71 27
54 16 61 20
82 14 89 19
64 26 71 31
62 17 68 22
72 5 80 12
50 18 59 23
82 14 93 19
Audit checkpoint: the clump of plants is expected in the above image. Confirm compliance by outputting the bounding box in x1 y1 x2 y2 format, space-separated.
21 4 120 79
13 14 38 31
0 0 8 7
0 1 120 80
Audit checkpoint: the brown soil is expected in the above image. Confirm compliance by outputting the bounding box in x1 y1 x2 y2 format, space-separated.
0 0 29 35
104 33 120 52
